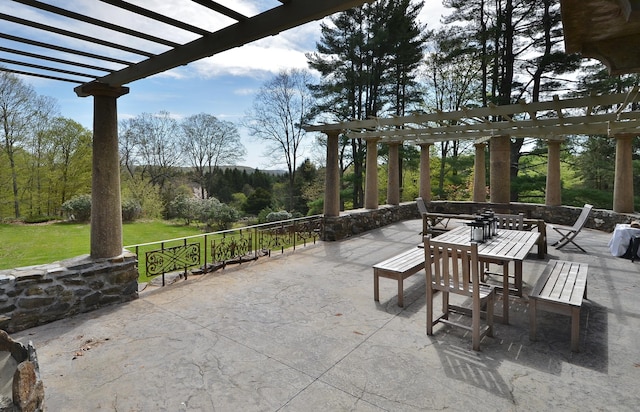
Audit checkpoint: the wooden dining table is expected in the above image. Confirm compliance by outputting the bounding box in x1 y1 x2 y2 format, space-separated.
430 225 541 324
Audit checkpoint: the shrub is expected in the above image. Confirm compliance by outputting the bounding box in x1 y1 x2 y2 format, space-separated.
62 194 92 222
168 194 200 224
198 198 240 231
265 210 292 222
22 215 60 224
121 199 142 222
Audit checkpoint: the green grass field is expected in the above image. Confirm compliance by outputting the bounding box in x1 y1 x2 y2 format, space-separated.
0 220 204 271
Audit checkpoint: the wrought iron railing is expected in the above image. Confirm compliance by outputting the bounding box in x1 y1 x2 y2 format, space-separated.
126 215 323 286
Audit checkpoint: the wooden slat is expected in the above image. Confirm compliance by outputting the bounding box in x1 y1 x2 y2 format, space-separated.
531 260 588 307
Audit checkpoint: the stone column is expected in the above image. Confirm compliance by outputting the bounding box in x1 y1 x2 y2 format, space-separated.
546 140 562 206
386 142 400 205
364 138 379 209
81 83 129 259
324 130 341 217
489 135 511 204
613 133 635 213
473 142 487 202
419 143 432 201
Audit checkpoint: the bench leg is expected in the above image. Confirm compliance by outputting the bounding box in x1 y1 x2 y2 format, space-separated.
571 307 580 352
374 272 379 302
397 278 404 307
529 299 537 342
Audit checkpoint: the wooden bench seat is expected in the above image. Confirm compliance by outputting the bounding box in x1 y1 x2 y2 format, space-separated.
529 260 588 352
373 247 425 307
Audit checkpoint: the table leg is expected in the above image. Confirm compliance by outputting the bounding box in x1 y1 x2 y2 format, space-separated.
514 260 523 297
502 262 510 324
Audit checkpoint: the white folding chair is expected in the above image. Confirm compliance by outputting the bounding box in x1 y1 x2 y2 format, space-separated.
549 204 593 252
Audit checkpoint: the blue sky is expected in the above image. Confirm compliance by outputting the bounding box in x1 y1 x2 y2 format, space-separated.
5 1 447 169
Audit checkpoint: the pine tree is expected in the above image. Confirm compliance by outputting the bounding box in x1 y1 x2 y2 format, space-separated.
307 0 427 208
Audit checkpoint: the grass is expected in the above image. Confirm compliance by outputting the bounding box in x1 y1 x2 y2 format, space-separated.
0 220 204 271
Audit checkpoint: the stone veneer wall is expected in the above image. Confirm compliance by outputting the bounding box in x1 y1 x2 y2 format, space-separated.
322 201 640 241
323 204 419 241
0 251 138 333
426 201 638 232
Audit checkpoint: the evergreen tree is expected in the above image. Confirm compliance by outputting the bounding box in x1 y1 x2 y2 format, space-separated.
307 0 427 208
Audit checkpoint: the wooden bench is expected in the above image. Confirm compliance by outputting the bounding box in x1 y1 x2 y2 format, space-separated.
529 260 588 352
373 247 425 307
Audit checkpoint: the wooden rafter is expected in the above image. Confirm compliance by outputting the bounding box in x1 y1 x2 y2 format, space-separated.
304 90 640 144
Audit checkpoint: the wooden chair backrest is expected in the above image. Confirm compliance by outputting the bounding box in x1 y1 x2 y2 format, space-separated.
572 204 593 231
416 197 428 215
494 213 524 230
424 236 480 299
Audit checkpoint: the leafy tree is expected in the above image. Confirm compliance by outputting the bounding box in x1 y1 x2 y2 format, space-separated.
119 111 181 193
244 69 313 212
0 71 56 218
180 113 245 198
46 118 92 209
441 0 582 201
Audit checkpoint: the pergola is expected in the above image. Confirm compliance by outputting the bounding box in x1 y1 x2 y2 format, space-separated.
0 0 372 259
1 0 639 260
304 90 640 217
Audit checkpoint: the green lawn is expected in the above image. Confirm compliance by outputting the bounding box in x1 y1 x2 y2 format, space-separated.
0 220 204 271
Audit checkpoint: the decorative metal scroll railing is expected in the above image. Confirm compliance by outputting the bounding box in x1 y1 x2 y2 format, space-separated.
126 215 323 286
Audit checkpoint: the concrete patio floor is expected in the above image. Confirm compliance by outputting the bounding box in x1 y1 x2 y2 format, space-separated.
13 218 640 411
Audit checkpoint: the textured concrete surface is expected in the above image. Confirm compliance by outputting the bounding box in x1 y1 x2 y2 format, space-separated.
12 218 640 411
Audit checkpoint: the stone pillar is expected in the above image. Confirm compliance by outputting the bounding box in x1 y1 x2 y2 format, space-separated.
81 83 129 259
364 138 379 209
489 135 511 204
324 130 341 217
386 142 400 205
473 142 487 202
546 140 562 206
419 143 432 201
613 133 635 213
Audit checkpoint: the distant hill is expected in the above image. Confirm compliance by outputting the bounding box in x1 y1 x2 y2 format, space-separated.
218 165 287 176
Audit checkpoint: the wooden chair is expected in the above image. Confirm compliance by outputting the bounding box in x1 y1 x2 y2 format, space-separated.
416 197 450 235
494 212 524 231
481 213 525 295
424 236 496 351
549 204 593 252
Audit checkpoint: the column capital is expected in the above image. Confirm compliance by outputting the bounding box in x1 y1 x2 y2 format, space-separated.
613 132 637 140
75 82 129 98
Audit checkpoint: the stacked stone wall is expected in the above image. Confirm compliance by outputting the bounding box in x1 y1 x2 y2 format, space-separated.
323 201 640 241
0 252 138 333
426 201 637 232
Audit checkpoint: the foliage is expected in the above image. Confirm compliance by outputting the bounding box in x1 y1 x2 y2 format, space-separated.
244 69 313 211
22 215 60 224
61 194 92 222
197 197 240 231
168 195 241 231
307 0 428 208
244 187 273 216
121 175 165 220
121 199 142 222
265 210 293 222
180 113 246 198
